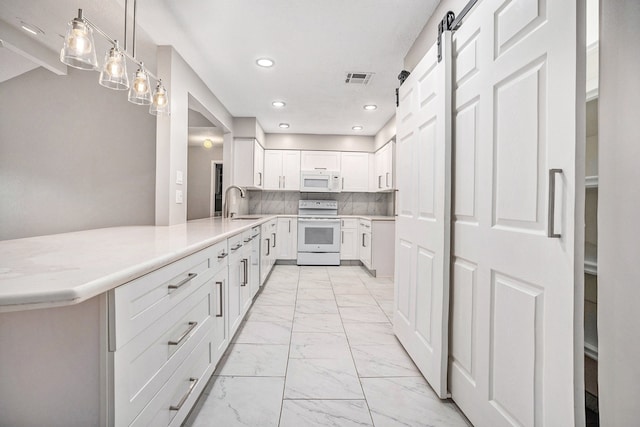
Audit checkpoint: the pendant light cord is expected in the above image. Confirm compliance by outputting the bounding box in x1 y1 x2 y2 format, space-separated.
124 0 128 52
133 0 137 59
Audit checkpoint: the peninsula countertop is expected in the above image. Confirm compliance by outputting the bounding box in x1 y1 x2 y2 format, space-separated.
0 215 395 312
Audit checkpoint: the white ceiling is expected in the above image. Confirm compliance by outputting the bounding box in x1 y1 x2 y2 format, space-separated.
0 0 439 136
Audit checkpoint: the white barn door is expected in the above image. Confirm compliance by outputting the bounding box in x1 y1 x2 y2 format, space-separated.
449 0 584 426
394 32 452 398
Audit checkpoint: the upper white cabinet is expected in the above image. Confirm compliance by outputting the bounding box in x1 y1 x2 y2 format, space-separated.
264 150 301 190
233 138 264 189
340 152 370 192
374 142 394 191
300 151 341 171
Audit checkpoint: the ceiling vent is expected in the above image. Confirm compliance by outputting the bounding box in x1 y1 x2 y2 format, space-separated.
345 72 374 85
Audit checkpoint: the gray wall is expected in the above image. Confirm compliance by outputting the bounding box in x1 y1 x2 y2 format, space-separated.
598 1 640 424
0 67 156 240
187 145 223 220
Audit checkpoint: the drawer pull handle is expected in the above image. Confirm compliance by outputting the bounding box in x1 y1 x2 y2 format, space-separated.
169 377 199 411
168 321 198 346
244 238 251 243
217 252 228 260
216 281 224 317
231 243 243 251
168 273 197 290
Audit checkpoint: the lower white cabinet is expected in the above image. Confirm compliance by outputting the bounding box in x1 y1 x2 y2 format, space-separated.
340 218 359 260
358 219 395 277
358 220 373 268
228 232 250 339
211 266 229 365
260 219 277 284
276 217 298 260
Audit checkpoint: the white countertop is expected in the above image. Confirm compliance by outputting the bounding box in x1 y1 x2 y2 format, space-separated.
0 214 394 312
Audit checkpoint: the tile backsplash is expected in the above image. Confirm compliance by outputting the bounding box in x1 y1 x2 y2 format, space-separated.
247 191 393 216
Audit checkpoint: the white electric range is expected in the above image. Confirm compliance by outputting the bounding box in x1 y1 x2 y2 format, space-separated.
297 200 341 266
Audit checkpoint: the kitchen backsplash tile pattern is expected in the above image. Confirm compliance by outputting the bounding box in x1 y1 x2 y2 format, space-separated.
247 191 393 216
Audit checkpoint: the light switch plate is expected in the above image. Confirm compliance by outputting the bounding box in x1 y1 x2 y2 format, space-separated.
175 189 183 204
176 170 183 185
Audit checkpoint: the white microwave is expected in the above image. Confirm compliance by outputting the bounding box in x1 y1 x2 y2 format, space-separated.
300 170 341 192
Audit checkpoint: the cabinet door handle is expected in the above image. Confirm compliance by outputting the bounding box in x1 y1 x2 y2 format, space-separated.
217 252 228 260
169 377 199 411
168 321 198 346
240 259 248 286
386 172 390 187
266 238 270 256
547 168 563 238
216 281 224 317
362 233 365 247
258 172 262 186
272 232 276 248
342 231 344 244
168 273 197 290
378 175 382 189
288 220 291 233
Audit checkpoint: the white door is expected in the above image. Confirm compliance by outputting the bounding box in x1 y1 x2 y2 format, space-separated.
394 31 452 398
253 141 264 188
211 267 229 364
264 151 284 190
341 152 370 192
449 1 583 426
282 151 301 190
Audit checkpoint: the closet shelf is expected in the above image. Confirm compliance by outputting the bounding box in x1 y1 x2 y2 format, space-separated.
585 176 599 188
585 242 598 275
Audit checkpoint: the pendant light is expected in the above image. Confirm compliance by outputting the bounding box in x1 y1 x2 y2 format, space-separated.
150 80 169 115
60 2 169 115
99 42 129 90
128 64 152 105
60 9 98 70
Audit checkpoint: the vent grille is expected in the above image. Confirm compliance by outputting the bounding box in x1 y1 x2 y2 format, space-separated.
345 72 374 85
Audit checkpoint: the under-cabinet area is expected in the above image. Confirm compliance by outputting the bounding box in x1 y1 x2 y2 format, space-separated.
0 214 393 426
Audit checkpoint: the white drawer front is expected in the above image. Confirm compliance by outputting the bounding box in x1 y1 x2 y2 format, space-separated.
111 248 214 350
341 218 358 229
130 329 213 427
114 282 213 426
210 239 229 275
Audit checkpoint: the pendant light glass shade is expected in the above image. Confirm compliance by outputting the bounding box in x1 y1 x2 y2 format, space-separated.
99 45 129 90
128 67 152 105
149 80 170 115
60 15 98 70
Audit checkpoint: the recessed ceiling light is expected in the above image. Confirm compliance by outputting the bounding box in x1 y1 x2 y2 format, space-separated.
272 101 286 108
363 104 377 110
19 21 44 36
256 58 275 68
352 125 363 131
279 123 290 129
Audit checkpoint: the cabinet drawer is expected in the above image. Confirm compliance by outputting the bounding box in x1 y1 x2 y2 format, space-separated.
210 239 229 274
111 248 215 350
129 329 213 427
341 218 358 229
114 282 213 427
228 233 245 257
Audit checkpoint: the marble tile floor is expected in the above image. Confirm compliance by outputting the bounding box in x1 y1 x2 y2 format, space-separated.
184 265 472 427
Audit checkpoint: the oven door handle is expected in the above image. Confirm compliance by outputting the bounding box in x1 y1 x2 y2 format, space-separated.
298 218 340 223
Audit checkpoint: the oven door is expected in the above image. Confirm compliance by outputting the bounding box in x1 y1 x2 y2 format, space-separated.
297 218 341 252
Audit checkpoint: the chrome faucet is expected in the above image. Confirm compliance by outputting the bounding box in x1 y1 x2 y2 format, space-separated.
223 185 247 218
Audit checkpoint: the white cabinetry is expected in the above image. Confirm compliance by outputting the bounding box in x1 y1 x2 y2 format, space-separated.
110 247 218 427
264 150 301 190
260 219 277 284
374 142 394 191
340 152 370 192
233 138 264 189
357 219 394 277
300 150 341 171
358 219 372 268
277 217 298 260
340 218 359 260
227 233 249 338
